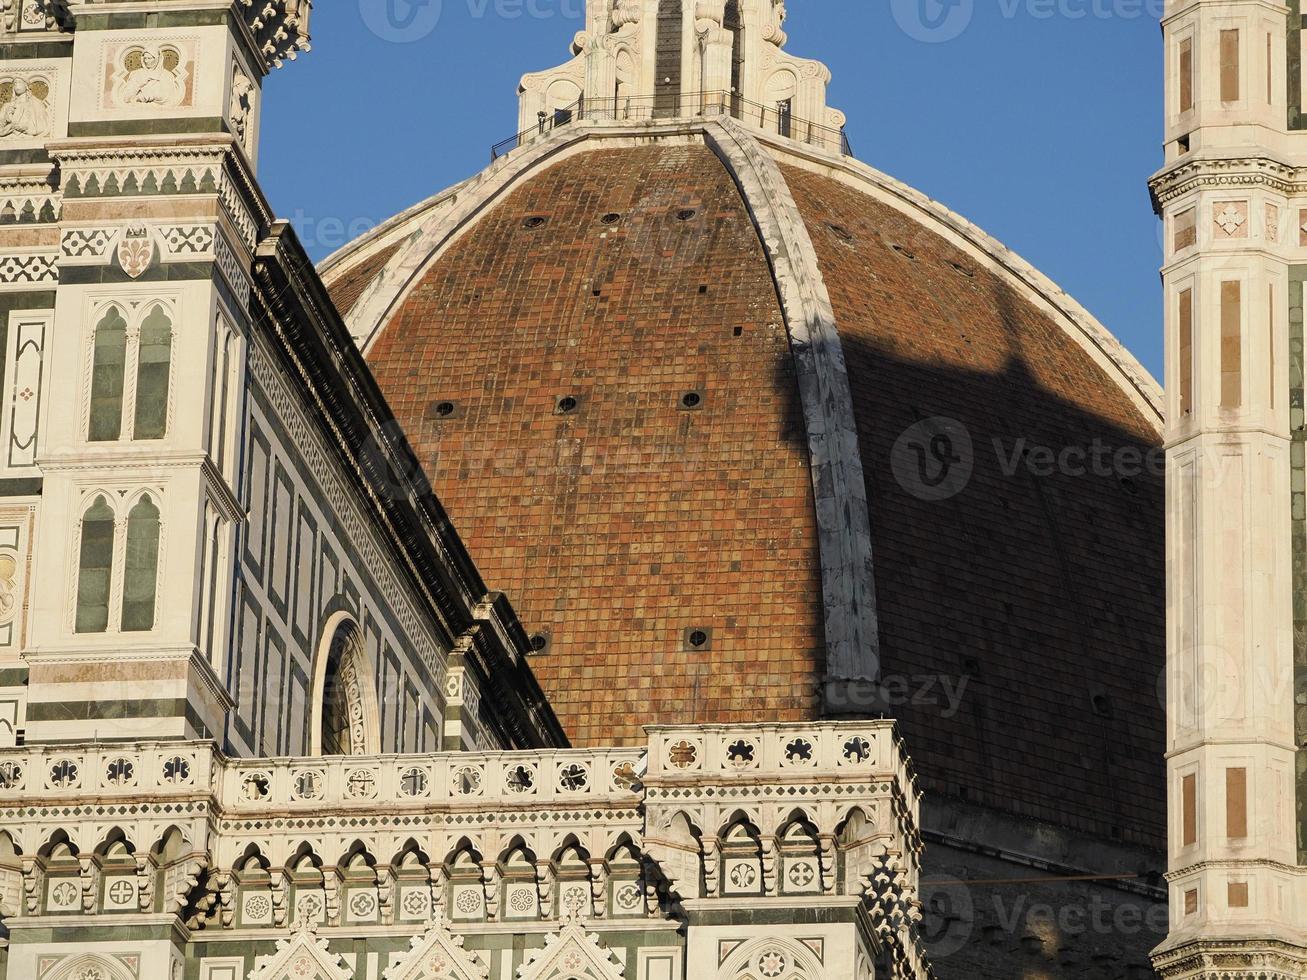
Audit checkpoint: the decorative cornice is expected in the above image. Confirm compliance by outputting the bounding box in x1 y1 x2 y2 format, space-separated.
1148 155 1301 212
1153 938 1307 980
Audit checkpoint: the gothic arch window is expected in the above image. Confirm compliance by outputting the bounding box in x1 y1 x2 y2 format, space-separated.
121 493 161 631
654 0 683 117
88 306 128 442
86 301 174 444
310 613 379 756
132 304 172 439
725 0 744 106
75 494 115 633
74 491 164 635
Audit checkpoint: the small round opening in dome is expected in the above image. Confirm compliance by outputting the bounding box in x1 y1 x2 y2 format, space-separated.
949 260 975 278
676 208 697 221
435 401 455 417
601 212 622 225
523 215 548 229
680 391 702 410
827 223 854 242
687 629 708 649
529 633 549 653
891 243 917 260
555 395 579 414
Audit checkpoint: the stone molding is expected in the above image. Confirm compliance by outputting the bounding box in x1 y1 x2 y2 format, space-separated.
0 722 921 947
702 115 880 692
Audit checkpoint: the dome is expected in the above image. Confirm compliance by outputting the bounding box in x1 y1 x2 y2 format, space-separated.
321 114 1166 849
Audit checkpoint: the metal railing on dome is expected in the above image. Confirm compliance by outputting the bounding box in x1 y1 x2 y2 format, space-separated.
490 90 853 160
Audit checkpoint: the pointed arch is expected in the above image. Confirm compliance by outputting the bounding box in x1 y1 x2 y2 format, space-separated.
718 936 824 979
75 493 115 633
309 611 380 756
121 492 161 631
382 915 489 980
45 953 138 980
654 0 684 117
517 920 625 980
132 302 172 439
88 304 128 442
247 922 351 980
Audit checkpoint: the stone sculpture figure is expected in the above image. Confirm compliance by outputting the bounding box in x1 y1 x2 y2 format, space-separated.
117 46 186 107
0 78 49 137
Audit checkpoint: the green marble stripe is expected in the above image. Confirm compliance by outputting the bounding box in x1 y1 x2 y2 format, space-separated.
76 9 230 29
1291 2 1304 130
69 118 230 139
0 477 41 497
60 262 213 286
0 40 73 60
1290 267 1306 865
26 697 213 739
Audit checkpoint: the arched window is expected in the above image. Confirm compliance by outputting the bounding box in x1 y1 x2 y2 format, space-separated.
75 495 116 633
312 615 378 756
654 0 683 117
121 494 160 631
132 306 171 439
725 0 744 111
88 307 127 442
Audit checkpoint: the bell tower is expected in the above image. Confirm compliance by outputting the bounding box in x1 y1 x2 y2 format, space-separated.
1150 1 1307 975
0 0 310 747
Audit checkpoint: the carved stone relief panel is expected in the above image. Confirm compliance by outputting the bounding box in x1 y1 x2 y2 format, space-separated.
0 503 36 665
1 311 49 473
101 38 197 111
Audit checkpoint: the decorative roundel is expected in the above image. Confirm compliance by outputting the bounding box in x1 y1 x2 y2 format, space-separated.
757 948 788 978
728 864 758 890
398 766 429 797
298 892 324 920
454 888 483 915
291 769 325 800
0 760 24 790
505 763 535 794
561 885 588 916
240 771 271 801
787 861 816 889
725 738 756 769
508 887 536 913
345 768 378 799
402 889 430 917
105 757 135 786
244 894 271 919
614 883 641 912
349 890 377 917
161 755 191 784
841 735 872 764
611 761 638 789
48 758 80 788
558 762 588 791
783 736 815 765
667 739 698 770
289 954 316 978
452 765 483 795
50 880 79 909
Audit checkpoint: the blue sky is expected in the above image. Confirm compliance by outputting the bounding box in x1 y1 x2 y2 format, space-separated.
259 0 1165 377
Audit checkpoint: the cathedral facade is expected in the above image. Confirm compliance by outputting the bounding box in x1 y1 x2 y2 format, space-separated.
0 0 1298 977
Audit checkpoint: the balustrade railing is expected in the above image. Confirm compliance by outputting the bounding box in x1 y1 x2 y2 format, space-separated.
491 91 853 160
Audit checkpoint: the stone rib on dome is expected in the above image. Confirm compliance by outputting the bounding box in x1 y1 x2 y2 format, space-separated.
328 119 1165 846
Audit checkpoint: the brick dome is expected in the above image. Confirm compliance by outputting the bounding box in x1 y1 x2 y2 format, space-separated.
321 119 1166 847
